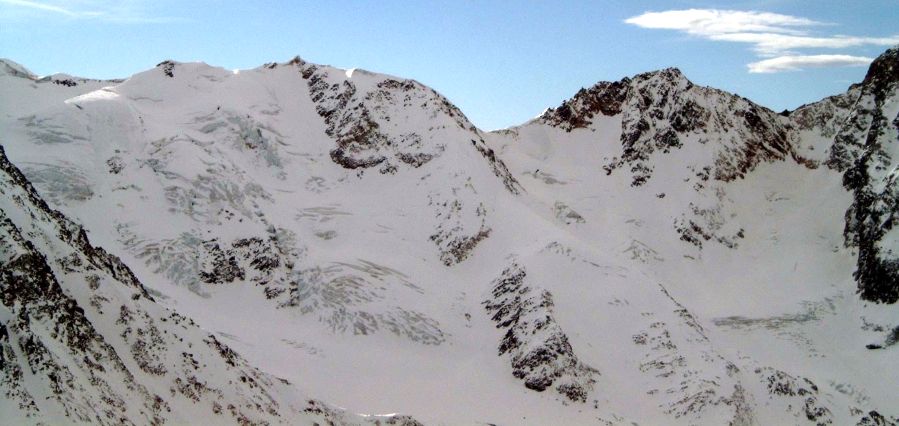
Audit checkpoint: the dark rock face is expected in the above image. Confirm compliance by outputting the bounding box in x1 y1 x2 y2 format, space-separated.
754 367 833 425
1 218 150 423
791 92 859 139
52 78 78 87
813 47 899 304
470 138 521 194
106 156 124 174
156 60 175 78
1 145 162 422
856 410 899 426
483 264 598 402
199 239 246 284
543 68 793 187
428 196 493 267
431 227 491 267
863 47 899 95
198 237 280 285
542 78 630 130
301 64 446 174
674 202 745 250
0 319 37 417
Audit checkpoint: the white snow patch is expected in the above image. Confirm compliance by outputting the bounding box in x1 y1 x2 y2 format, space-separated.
64 88 119 103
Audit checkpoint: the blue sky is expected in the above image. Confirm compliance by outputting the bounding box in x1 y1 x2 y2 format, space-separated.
1 1 897 130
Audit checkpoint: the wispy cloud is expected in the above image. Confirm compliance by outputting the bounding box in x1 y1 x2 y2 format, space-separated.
711 33 899 57
625 9 821 40
625 9 898 72
1 0 87 16
747 54 873 73
0 0 184 23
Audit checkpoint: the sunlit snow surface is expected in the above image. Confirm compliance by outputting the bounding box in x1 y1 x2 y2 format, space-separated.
1 56 897 425
64 87 120 103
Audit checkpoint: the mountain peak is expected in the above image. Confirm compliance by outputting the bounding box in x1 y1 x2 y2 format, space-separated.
286 55 305 66
155 59 179 77
863 45 899 91
633 67 688 83
539 67 694 131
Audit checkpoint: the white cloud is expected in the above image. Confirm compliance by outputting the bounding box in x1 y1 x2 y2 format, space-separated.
747 54 873 73
0 0 182 23
624 9 821 38
625 9 899 72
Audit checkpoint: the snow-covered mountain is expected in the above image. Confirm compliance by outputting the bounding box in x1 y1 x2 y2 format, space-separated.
1 46 897 424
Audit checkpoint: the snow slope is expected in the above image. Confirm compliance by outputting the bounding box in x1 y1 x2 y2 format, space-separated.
1 47 897 425
0 144 423 425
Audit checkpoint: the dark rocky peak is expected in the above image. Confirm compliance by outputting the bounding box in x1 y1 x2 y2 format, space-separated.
631 67 689 87
788 49 897 136
155 59 178 77
539 65 797 188
285 55 306 67
625 68 700 115
788 91 860 137
541 78 631 129
541 67 693 131
817 45 899 304
789 46 899 139
862 45 899 94
628 67 695 111
298 61 502 178
261 55 307 69
774 46 899 304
